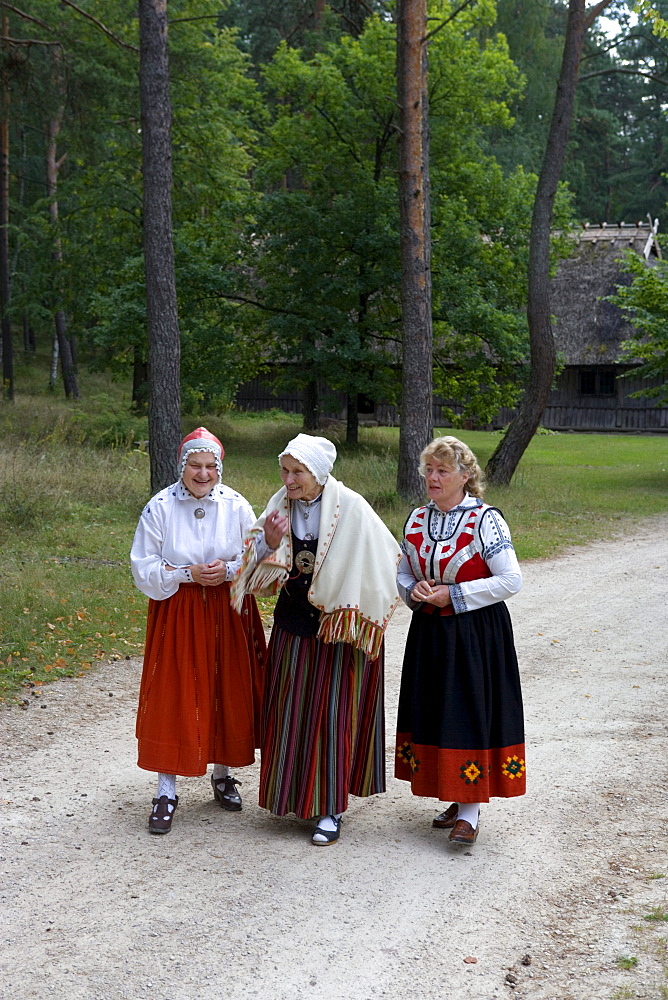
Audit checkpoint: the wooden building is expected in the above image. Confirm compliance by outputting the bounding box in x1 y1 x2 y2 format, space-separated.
236 221 667 432
542 221 666 432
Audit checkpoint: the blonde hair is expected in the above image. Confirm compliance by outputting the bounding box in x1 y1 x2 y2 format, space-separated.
419 436 485 499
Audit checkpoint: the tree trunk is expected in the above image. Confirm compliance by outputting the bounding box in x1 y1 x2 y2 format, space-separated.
396 0 433 503
54 309 78 399
22 315 35 353
0 14 13 401
302 379 320 431
139 0 182 492
46 50 79 400
346 393 359 444
486 0 612 485
132 344 149 411
49 335 59 388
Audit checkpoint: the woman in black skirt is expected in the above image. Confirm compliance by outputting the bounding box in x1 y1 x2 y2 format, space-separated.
395 436 525 845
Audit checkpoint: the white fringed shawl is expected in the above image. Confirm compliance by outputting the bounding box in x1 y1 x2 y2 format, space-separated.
231 475 401 659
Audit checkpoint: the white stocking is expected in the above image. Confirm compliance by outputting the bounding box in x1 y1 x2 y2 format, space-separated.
456 802 480 829
157 773 176 809
212 764 230 781
314 813 343 834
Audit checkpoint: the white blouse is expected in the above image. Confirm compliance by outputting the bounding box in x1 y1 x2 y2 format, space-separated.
130 481 256 601
397 494 522 613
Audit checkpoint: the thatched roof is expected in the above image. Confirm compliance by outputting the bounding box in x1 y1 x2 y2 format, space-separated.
550 222 660 365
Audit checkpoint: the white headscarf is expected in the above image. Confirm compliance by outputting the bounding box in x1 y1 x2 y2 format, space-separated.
278 434 337 485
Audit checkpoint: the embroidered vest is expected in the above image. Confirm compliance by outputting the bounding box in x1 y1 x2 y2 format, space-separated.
273 532 320 637
403 503 492 617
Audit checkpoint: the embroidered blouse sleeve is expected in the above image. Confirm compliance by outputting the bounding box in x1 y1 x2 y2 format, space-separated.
397 545 420 608
130 502 192 600
449 508 522 614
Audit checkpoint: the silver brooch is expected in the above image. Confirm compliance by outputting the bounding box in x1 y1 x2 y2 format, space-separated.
194 508 206 519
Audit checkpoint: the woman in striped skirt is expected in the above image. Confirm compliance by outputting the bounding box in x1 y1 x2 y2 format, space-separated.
232 434 400 845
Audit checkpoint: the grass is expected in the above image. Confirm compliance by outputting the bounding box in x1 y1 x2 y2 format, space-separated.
1 346 668 701
614 956 639 971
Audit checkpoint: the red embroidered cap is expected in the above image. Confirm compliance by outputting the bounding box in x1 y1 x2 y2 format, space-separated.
178 427 224 464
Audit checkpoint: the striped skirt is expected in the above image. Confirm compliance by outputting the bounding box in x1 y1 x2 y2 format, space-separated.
259 626 385 819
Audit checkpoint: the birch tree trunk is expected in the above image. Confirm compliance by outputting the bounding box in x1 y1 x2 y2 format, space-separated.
396 0 432 503
139 0 181 492
49 336 59 388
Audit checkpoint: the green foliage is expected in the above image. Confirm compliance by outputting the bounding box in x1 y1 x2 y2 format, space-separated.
607 251 668 403
5 0 666 431
219 0 384 67
228 5 536 421
5 1 264 409
636 1 668 37
491 0 668 223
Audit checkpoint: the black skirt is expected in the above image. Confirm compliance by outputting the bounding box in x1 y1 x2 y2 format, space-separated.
395 602 525 802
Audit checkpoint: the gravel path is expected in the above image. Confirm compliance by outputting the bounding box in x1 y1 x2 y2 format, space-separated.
1 518 667 1000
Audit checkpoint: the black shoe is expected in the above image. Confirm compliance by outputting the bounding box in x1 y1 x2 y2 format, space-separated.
211 774 242 811
312 815 342 846
148 794 178 834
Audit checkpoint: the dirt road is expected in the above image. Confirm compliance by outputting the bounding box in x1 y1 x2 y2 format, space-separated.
1 518 667 1000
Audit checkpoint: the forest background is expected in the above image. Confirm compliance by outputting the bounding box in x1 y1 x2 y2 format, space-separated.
1 0 667 428
1 0 668 698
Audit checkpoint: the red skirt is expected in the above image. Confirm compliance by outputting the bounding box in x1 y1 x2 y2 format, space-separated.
136 583 266 776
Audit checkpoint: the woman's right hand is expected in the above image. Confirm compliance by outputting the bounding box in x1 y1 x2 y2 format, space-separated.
412 578 437 601
189 561 226 586
412 578 452 607
264 509 289 549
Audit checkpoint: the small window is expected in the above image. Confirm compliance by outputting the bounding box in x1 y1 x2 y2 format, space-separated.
579 369 616 397
579 371 596 395
598 370 616 395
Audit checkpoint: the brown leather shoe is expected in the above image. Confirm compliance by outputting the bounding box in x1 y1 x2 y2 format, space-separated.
211 774 242 811
148 794 178 834
449 819 479 845
432 803 458 829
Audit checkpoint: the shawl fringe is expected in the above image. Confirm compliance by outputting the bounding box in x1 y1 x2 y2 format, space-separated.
317 608 385 660
230 529 288 614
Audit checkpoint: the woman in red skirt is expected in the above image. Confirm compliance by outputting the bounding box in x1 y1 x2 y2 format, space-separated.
130 428 265 834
